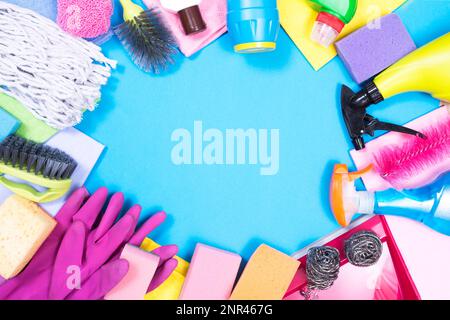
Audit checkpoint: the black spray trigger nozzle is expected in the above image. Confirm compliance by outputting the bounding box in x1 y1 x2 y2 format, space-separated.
364 115 427 139
340 84 426 151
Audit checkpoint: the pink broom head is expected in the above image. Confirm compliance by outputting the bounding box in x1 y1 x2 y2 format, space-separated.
373 117 450 188
57 0 113 39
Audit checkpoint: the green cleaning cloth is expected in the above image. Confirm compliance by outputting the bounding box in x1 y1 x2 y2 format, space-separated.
0 93 57 143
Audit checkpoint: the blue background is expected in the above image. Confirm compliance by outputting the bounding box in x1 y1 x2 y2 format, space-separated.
78 0 450 260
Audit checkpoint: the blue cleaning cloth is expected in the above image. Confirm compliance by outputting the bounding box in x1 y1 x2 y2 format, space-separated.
0 108 20 141
5 0 57 20
3 0 57 21
5 0 112 45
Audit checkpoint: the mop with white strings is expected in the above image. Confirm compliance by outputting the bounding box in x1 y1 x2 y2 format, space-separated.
0 1 117 130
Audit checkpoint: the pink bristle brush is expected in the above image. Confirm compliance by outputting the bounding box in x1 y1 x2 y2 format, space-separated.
373 117 450 188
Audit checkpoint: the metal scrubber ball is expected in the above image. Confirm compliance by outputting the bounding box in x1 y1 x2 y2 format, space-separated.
344 230 383 267
305 246 340 291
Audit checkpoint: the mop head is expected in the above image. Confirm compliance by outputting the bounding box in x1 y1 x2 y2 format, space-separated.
57 0 113 39
0 1 117 130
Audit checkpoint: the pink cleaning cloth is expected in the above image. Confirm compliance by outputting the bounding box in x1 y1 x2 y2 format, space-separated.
143 0 227 57
350 106 450 192
57 0 113 39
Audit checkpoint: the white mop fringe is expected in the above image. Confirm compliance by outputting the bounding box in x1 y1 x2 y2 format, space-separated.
0 1 117 130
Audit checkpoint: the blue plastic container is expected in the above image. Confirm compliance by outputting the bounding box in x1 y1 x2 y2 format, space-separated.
227 0 280 53
332 164 450 236
373 172 450 236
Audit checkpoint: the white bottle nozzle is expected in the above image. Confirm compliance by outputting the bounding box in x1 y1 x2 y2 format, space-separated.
310 11 345 47
357 191 375 215
311 21 339 47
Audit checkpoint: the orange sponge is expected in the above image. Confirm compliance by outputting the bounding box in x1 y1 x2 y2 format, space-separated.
230 244 300 300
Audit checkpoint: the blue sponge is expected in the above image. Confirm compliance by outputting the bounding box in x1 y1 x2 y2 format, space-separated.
335 14 416 84
0 108 20 141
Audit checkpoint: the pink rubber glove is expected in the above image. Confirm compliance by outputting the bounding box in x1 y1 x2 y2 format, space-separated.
49 189 179 300
0 187 178 300
51 220 130 300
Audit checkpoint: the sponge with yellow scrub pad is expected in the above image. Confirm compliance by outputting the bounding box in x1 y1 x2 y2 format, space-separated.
0 195 56 279
230 244 300 300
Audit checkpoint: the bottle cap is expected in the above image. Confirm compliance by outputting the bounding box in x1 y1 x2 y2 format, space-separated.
330 164 374 227
311 11 345 47
178 5 206 35
316 11 345 33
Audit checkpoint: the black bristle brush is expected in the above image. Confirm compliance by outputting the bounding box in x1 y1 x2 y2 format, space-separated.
0 135 77 180
114 0 178 74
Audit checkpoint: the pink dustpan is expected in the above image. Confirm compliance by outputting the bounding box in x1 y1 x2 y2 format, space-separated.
284 216 420 300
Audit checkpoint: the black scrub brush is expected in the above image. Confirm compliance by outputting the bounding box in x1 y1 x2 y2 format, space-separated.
115 0 178 74
0 135 77 203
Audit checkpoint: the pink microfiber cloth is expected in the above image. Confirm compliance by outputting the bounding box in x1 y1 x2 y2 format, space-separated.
143 0 227 57
57 0 113 39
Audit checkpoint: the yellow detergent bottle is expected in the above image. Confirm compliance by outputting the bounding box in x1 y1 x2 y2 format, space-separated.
374 32 450 102
341 32 450 150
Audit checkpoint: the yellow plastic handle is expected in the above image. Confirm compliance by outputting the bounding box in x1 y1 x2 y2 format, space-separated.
374 32 450 102
119 0 144 21
0 175 70 203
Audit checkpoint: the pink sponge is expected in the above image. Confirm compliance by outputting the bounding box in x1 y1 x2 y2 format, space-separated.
105 244 160 300
180 243 242 300
57 0 113 39
336 14 416 84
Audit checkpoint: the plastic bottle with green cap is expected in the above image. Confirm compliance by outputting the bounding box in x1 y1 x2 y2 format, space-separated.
310 0 358 47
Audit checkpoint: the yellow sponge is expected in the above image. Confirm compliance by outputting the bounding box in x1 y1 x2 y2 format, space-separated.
0 195 56 279
230 244 300 300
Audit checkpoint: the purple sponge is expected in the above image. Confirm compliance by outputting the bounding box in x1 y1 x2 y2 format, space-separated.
335 14 416 84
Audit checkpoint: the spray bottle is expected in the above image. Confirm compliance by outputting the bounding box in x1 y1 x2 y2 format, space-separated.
341 32 450 150
310 0 358 47
330 164 450 236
